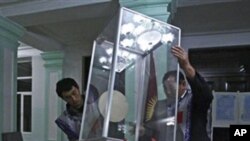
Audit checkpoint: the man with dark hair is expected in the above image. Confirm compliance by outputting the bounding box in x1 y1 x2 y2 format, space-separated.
55 78 85 141
152 46 213 141
56 78 84 109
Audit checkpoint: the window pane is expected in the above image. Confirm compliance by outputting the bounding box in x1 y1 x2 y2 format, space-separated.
16 94 21 131
17 62 32 77
17 79 32 91
23 95 32 132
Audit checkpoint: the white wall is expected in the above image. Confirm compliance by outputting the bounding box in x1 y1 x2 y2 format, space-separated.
63 42 93 92
30 55 46 141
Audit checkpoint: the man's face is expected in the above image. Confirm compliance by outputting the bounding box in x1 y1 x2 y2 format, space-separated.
163 76 177 99
163 76 187 99
62 86 83 109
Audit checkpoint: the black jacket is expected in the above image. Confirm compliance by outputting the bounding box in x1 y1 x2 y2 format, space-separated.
144 72 213 141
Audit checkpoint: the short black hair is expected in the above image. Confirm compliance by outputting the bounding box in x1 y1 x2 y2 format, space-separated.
162 70 185 85
56 78 79 98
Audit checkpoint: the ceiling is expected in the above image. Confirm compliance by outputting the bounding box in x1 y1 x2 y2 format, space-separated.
171 0 250 34
1 0 249 52
0 0 119 51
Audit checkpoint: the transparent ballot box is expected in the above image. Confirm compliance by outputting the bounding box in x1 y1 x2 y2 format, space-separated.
79 7 181 141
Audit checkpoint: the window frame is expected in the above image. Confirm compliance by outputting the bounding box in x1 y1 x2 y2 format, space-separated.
17 57 32 133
